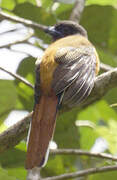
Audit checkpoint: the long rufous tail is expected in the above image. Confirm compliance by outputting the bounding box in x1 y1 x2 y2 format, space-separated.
25 91 58 169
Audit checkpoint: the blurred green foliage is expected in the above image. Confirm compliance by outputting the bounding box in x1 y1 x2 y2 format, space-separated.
0 0 117 179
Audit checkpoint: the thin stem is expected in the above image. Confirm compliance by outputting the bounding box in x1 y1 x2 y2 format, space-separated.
50 149 117 161
0 67 34 89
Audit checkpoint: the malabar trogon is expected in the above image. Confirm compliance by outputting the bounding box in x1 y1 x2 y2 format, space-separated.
26 21 100 169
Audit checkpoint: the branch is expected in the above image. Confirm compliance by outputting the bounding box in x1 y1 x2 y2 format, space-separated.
100 63 115 72
0 68 117 153
0 112 32 153
43 165 117 180
50 149 117 161
0 11 48 31
70 0 86 23
0 29 34 48
0 67 34 89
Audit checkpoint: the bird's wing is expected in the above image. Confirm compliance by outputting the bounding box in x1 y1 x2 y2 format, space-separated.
52 46 97 107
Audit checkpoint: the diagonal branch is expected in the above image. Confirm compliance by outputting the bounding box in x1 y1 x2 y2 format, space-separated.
0 68 117 153
0 29 34 48
0 67 34 88
70 0 86 23
0 112 32 153
42 165 117 180
0 11 48 31
100 63 115 72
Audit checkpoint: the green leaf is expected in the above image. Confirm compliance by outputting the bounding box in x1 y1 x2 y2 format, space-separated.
89 171 117 180
15 57 35 111
81 5 117 54
86 0 117 6
55 3 73 20
0 80 17 125
17 0 36 5
0 0 16 10
13 2 55 25
0 147 26 180
78 100 117 150
97 120 117 154
15 141 27 152
0 167 17 180
0 123 7 133
13 2 56 43
41 0 53 9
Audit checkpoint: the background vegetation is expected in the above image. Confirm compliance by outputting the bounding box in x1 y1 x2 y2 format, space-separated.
0 0 117 179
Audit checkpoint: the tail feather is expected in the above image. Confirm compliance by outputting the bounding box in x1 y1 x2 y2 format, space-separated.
25 92 58 169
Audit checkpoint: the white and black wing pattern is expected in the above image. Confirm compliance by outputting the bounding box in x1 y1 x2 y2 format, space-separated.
52 46 97 107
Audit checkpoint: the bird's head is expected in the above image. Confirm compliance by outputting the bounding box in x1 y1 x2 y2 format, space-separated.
45 20 87 41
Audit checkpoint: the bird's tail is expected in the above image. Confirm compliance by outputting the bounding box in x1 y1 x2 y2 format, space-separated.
25 91 58 169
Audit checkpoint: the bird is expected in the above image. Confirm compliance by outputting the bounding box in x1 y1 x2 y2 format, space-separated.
25 20 100 169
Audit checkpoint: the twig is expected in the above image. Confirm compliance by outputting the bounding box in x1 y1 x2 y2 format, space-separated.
0 29 34 48
0 27 21 35
0 67 34 89
0 11 48 31
110 103 117 107
100 63 115 72
75 120 96 128
43 165 117 180
50 149 117 161
70 0 86 23
0 69 117 153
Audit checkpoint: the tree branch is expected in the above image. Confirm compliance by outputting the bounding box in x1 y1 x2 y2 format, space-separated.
0 29 34 49
43 165 117 180
0 11 48 31
0 112 32 153
100 63 115 72
70 0 86 23
0 68 117 153
0 67 34 89
50 149 117 161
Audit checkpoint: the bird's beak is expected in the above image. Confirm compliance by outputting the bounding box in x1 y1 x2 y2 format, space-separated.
44 26 61 37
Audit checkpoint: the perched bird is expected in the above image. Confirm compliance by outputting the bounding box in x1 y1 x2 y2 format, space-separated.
26 20 100 169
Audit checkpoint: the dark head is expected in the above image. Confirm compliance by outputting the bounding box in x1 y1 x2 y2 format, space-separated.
45 21 87 41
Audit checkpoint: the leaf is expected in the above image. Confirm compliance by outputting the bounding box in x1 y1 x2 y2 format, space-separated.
0 167 17 180
78 100 117 150
41 0 53 8
0 80 17 125
0 123 7 133
81 5 117 54
0 147 26 180
15 57 35 111
13 2 56 43
0 0 16 10
89 171 117 180
96 120 117 154
55 3 73 20
86 0 117 6
13 2 55 25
